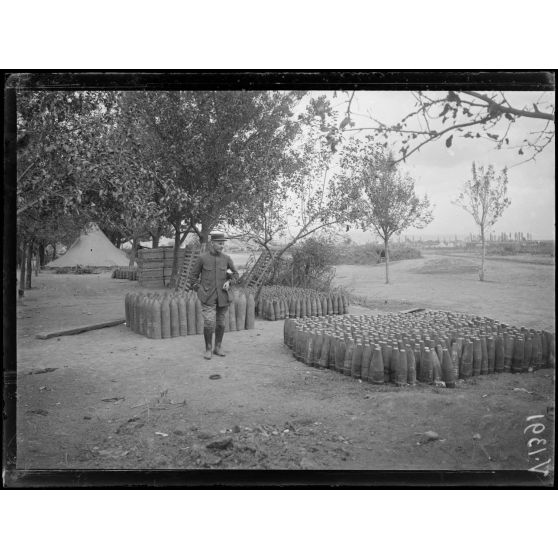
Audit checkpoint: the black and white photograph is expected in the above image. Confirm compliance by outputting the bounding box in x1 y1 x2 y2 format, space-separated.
3 71 555 488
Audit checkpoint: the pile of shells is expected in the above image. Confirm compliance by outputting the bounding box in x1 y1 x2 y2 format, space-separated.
256 286 349 320
283 310 555 387
125 288 255 339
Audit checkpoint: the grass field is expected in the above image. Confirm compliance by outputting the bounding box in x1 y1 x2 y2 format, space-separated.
333 249 555 330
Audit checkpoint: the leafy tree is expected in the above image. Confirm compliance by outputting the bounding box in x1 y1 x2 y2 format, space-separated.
121 90 306 286
185 91 304 242
452 163 510 281
332 90 555 165
17 192 86 287
16 90 172 287
16 90 119 289
335 139 433 283
115 90 196 268
233 96 352 267
81 114 171 265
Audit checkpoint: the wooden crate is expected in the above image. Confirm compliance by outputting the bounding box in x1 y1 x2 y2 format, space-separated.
138 247 188 288
138 248 166 260
141 259 165 269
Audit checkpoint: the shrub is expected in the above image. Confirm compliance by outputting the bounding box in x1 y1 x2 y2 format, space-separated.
270 238 339 291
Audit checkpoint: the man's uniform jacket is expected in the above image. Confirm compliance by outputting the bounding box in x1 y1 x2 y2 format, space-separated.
191 251 239 307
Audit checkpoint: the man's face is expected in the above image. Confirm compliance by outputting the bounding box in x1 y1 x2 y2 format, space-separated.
212 240 225 254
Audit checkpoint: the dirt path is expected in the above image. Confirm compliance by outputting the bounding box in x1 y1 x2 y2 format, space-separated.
15 261 555 477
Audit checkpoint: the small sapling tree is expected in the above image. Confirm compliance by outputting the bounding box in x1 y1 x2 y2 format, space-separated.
453 163 511 281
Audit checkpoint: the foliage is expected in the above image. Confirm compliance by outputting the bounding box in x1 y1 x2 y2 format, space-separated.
17 91 117 220
283 237 339 290
123 91 304 238
335 139 434 239
452 163 510 281
234 96 354 265
453 163 510 230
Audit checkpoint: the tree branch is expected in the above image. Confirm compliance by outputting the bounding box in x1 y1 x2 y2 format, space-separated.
392 116 492 163
463 92 555 121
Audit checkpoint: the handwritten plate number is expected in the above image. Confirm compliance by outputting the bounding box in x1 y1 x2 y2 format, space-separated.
528 459 552 476
524 423 545 436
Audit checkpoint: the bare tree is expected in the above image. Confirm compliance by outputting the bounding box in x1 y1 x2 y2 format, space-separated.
453 163 511 281
335 140 433 283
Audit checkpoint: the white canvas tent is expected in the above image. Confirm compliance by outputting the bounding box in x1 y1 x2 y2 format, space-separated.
47 223 130 268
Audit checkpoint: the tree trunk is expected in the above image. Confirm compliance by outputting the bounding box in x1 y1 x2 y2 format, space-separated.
151 234 160 248
34 247 39 276
169 223 182 289
39 242 46 268
19 240 27 293
25 241 33 289
384 237 390 284
479 226 486 281
265 245 280 285
200 223 211 253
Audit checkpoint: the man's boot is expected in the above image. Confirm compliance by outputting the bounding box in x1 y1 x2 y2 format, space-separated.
213 325 226 357
203 328 213 360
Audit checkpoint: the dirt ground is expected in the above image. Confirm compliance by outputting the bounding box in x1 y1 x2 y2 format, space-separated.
14 250 555 480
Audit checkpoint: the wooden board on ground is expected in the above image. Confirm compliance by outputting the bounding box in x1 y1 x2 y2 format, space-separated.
36 318 126 339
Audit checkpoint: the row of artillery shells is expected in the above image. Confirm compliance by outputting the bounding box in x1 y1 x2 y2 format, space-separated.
256 286 349 320
125 288 256 339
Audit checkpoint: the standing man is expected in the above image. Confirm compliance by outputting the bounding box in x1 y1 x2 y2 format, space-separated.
190 231 239 359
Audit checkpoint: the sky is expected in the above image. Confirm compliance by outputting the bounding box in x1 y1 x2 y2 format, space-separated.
302 90 555 242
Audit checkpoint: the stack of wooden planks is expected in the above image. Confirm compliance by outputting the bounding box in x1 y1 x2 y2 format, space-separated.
137 248 185 288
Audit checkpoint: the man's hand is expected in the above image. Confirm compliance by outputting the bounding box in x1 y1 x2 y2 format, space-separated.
223 280 231 291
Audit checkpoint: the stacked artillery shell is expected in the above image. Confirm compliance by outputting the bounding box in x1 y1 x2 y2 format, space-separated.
283 310 555 388
256 285 349 321
125 287 256 339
